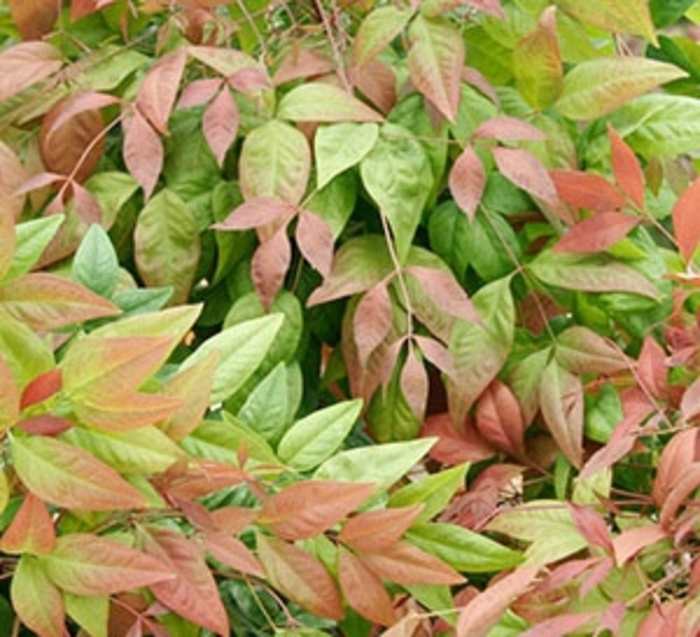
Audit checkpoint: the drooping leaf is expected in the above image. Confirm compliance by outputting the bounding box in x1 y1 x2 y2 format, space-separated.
550 170 626 213
1 493 56 555
203 532 265 578
353 6 413 66
353 282 393 367
11 556 65 637
0 42 63 103
123 109 163 200
339 505 425 552
608 124 645 208
555 326 629 374
314 122 379 190
251 228 291 310
278 83 383 123
202 87 239 168
296 209 334 278
475 380 527 459
492 147 558 205
673 177 700 262
401 346 429 421
449 145 486 220
136 48 187 134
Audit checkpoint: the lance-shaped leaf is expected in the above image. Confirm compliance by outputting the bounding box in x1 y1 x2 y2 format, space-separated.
278 83 383 123
315 122 379 190
339 505 424 552
11 434 149 510
1 493 56 555
203 87 239 168
673 177 700 262
41 534 173 595
188 45 262 78
259 481 374 540
408 15 464 122
492 147 558 205
539 361 584 468
556 0 657 43
552 211 640 254
252 228 291 310
474 117 546 143
406 266 479 323
401 347 429 421
354 6 413 66
9 0 59 40
123 109 163 200
136 47 187 134
339 548 396 626
612 524 667 567
0 203 15 282
0 354 19 431
141 527 229 635
476 380 527 460
551 170 626 213
555 57 686 120
296 209 334 278
353 282 393 367
240 119 310 205
11 556 65 637
0 42 62 103
213 196 295 231
449 145 486 220
256 533 344 620
555 326 629 375
204 532 265 578
0 273 119 331
609 125 645 208
278 400 363 471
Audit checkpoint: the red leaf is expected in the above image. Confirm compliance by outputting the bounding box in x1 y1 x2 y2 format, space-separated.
567 504 612 550
204 532 265 578
612 524 667 566
359 540 463 585
296 209 335 278
9 0 59 41
637 336 668 401
159 460 247 502
256 533 344 620
123 109 163 200
608 125 645 208
474 116 545 142
659 463 700 530
203 88 239 168
141 528 229 635
493 147 558 205
406 266 480 323
1 494 56 555
259 481 375 540
674 177 700 262
210 506 259 534
353 282 393 368
449 145 486 220
422 412 496 465
136 48 187 134
177 78 221 109
212 196 295 231
338 504 425 552
550 170 627 213
401 347 429 421
0 42 63 103
552 211 640 253
16 415 73 436
339 548 396 626
252 228 291 310
475 380 527 459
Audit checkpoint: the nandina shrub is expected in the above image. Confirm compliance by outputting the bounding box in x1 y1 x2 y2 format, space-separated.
3 0 700 635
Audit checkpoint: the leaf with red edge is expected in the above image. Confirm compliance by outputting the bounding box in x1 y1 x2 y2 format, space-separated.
0 42 63 103
204 532 265 578
612 524 667 566
422 413 496 465
213 196 295 231
354 6 413 67
449 145 486 220
609 125 645 208
141 527 229 635
41 534 173 596
339 504 424 552
408 267 479 323
11 434 149 511
408 14 464 122
203 88 239 168
457 567 538 637
354 282 393 367
136 48 187 134
259 481 375 541
256 533 344 620
0 273 119 331
552 211 640 254
252 228 291 310
474 117 545 142
339 548 396 626
123 109 163 200
0 354 19 431
414 335 455 377
401 347 429 421
1 493 55 555
296 210 334 278
550 170 626 213
11 556 65 637
539 361 584 468
9 0 59 40
358 540 463 585
493 147 558 205
567 503 612 550
475 380 527 459
673 177 700 262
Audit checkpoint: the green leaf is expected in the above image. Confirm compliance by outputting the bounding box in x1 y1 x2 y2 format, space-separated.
555 0 658 43
366 361 421 443
305 171 358 239
406 523 524 573
0 315 54 390
650 0 696 28
72 224 119 298
555 57 686 120
64 593 108 637
315 122 379 190
89 304 201 343
278 84 383 123
360 124 433 262
181 313 284 404
3 215 63 282
84 171 138 228
237 363 291 445
314 438 436 493
353 5 413 66
134 189 201 306
278 400 362 471
11 556 65 637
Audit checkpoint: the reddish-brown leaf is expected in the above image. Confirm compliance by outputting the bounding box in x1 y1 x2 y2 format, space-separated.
401 347 429 421
226 68 271 93
273 48 334 86
608 125 645 208
659 463 700 530
552 211 640 254
212 196 295 231
637 336 668 401
555 325 630 375
520 612 596 637
16 415 73 436
177 78 222 109
462 66 500 104
296 209 334 278
681 377 700 422
141 527 229 635
210 506 259 534
256 533 344 620
71 181 103 224
406 266 480 323
9 0 59 40
136 48 188 134
551 169 625 214
567 504 612 550
493 147 558 205
339 505 424 552
673 177 700 262
1 494 55 555
123 109 163 200
0 42 63 103
46 92 120 135
422 412 496 465
14 172 65 196
259 481 375 540
475 380 527 459
11 556 66 637
353 282 393 367
449 145 486 220
359 540 463 585
69 0 111 21
252 228 291 311
203 88 239 168
351 60 397 115
612 524 667 566
204 531 265 578
339 548 396 626
474 117 545 142
159 460 247 502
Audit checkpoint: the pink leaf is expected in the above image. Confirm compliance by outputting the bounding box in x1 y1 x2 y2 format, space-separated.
123 109 162 199
203 532 265 578
414 335 455 377
673 177 700 262
401 346 429 420
0 42 62 103
493 147 558 205
475 379 527 459
296 209 334 278
449 145 486 220
177 79 222 109
47 92 120 134
474 116 545 142
608 125 645 208
353 282 393 368
136 48 188 134
203 88 239 167
521 613 596 637
227 68 271 92
273 48 334 86
612 524 667 566
552 211 639 253
567 503 612 550
422 412 496 465
252 228 291 311
212 196 295 231
406 266 479 322
71 182 102 224
551 169 627 213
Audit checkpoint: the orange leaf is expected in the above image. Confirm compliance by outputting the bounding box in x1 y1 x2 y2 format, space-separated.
123 109 163 200
673 177 700 262
296 209 334 278
354 282 393 368
158 460 247 502
339 548 396 626
608 125 645 208
204 531 265 578
203 88 239 168
339 504 425 552
252 227 291 311
552 211 640 254
1 494 56 555
493 147 557 205
449 145 486 220
9 0 59 40
259 481 375 540
256 533 344 620
136 48 187 135
550 170 627 213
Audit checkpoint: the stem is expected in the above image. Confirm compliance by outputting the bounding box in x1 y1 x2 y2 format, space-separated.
380 211 414 341
313 0 351 92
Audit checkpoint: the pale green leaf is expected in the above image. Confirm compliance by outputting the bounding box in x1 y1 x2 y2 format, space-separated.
555 0 657 44
89 304 201 343
0 315 54 390
237 363 291 444
3 215 64 282
65 593 108 637
305 171 358 239
354 6 413 66
315 122 379 190
278 84 383 123
84 171 138 228
11 556 65 637
72 224 119 298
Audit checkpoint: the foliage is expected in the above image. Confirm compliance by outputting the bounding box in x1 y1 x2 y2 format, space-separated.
3 0 700 635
